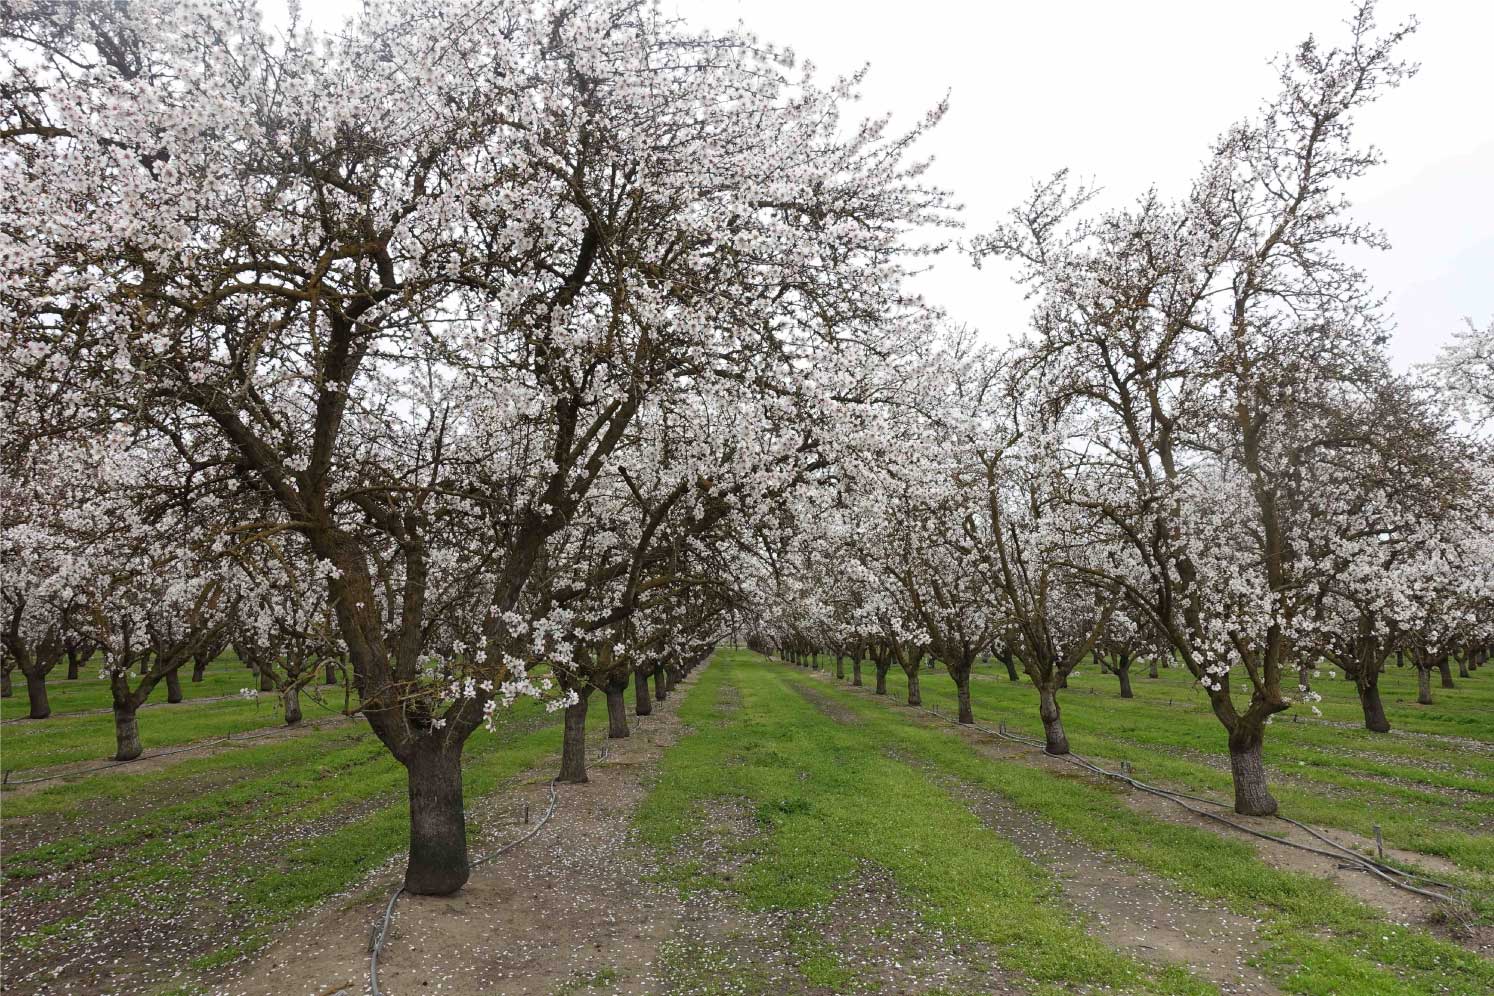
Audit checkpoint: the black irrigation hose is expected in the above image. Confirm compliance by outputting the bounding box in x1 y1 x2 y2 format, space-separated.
909 699 1459 904
367 701 650 996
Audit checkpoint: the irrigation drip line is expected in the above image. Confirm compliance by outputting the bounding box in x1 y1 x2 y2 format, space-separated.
910 700 1458 904
367 699 648 996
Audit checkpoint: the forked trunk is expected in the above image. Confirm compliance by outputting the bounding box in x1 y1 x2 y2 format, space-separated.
1416 666 1432 705
24 671 51 719
634 668 652 716
165 668 183 704
1038 685 1068 755
113 704 142 762
282 685 302 724
605 684 629 738
558 692 591 784
1358 677 1390 733
1228 736 1277 817
403 745 469 895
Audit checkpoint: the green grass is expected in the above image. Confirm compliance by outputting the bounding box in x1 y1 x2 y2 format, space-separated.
0 650 271 722
637 651 1217 995
2 695 568 992
775 653 1493 996
0 657 354 774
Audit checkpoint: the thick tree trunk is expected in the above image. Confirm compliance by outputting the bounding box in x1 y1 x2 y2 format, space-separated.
1228 737 1278 816
1038 686 1068 755
1458 657 1470 679
258 666 274 692
558 692 591 784
1116 655 1133 699
24 671 50 719
634 668 652 717
1438 654 1456 688
67 654 81 680
851 657 863 687
192 658 207 682
835 655 845 681
163 668 182 703
952 666 973 724
324 662 337 685
1148 658 1159 679
282 685 302 724
605 683 629 739
874 661 889 696
402 746 469 895
1416 666 1432 705
1 666 12 697
1358 678 1390 733
654 666 667 701
113 704 142 762
1004 655 1019 682
905 667 921 707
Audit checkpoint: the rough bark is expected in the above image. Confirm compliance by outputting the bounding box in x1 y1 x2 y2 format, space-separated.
1358 677 1390 733
1416 665 1432 705
1148 658 1159 679
851 657 863 687
283 685 302 724
951 665 973 724
402 745 469 895
605 683 629 738
1116 653 1133 699
654 665 667 701
24 670 50 719
113 704 142 762
1 665 12 697
634 668 653 716
1438 653 1456 689
1228 738 1278 816
324 662 338 685
1038 685 1068 756
165 668 183 704
874 659 889 696
558 691 591 784
904 666 921 707
835 654 845 681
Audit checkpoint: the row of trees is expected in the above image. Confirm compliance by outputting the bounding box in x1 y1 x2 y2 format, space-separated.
741 3 1493 818
2 0 1487 900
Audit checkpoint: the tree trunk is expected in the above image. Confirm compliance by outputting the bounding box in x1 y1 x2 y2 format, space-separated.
558 691 591 784
402 746 469 895
192 658 207 682
113 704 142 762
1416 665 1432 705
851 657 863 687
324 662 337 685
258 665 274 692
1 666 11 697
1228 736 1278 817
874 661 889 696
282 685 302 724
1004 655 1019 682
67 654 81 680
835 655 845 681
952 666 973 724
1148 658 1159 679
1358 677 1390 733
905 667 921 707
1038 685 1068 755
24 671 50 719
1437 653 1455 688
634 668 652 717
1458 657 1470 679
605 683 629 739
1117 658 1133 699
654 666 667 701
1297 664 1312 694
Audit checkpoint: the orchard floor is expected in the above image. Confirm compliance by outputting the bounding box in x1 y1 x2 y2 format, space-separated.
1 651 1491 996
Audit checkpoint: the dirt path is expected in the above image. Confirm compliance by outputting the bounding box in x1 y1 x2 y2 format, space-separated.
791 672 1279 995
795 664 1492 959
218 672 704 996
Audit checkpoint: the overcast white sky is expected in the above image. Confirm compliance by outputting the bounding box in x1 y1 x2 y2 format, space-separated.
283 0 1492 370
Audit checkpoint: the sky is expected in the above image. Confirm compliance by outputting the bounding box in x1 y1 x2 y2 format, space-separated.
279 0 1493 370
